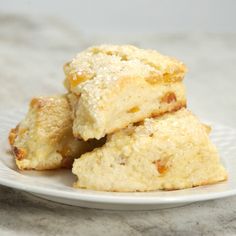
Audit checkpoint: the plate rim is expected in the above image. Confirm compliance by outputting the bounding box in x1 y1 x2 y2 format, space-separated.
0 175 236 205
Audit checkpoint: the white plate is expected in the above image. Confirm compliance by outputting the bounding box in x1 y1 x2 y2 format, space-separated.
0 109 236 210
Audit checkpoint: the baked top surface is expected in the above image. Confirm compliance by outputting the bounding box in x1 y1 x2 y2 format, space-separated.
64 44 187 93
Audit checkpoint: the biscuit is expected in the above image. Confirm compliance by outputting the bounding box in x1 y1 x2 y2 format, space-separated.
64 44 187 140
9 95 104 170
72 109 227 192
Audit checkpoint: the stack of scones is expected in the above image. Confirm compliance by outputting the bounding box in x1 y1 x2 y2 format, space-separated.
9 45 227 192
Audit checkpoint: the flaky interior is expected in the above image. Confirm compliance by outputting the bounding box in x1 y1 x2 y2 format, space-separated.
73 81 186 140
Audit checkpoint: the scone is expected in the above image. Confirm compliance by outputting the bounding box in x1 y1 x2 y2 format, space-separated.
72 109 227 192
9 95 104 170
64 44 187 140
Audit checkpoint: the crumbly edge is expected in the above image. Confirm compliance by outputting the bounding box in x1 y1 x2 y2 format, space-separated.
9 125 74 170
72 100 187 140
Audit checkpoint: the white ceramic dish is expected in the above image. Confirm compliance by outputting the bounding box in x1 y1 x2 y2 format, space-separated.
0 109 236 210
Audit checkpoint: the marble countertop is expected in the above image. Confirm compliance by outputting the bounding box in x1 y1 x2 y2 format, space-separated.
0 13 236 236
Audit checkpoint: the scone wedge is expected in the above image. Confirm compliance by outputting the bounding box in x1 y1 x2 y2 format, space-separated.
64 44 187 140
72 109 227 192
9 95 104 170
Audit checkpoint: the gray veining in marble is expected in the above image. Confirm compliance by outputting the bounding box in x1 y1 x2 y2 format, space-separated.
0 13 236 236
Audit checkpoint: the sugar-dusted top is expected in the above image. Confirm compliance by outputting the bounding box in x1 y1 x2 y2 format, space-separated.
64 44 187 93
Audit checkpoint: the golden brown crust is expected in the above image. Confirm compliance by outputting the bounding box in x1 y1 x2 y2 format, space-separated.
14 164 67 171
8 126 27 161
13 147 27 160
8 127 18 145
